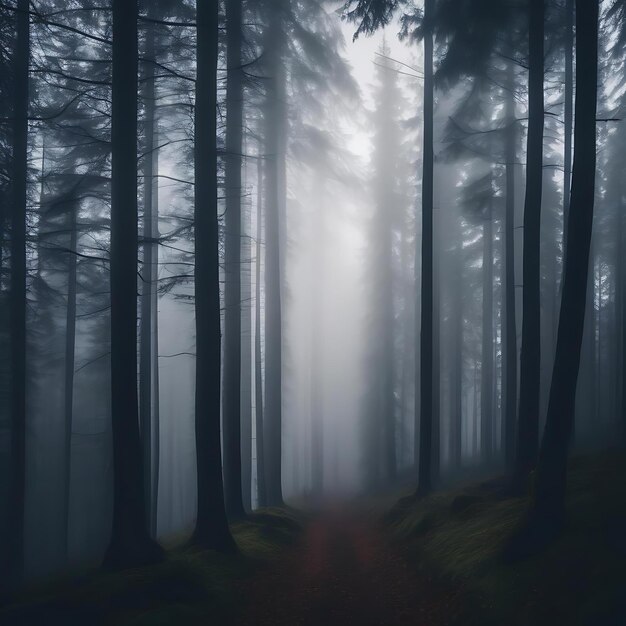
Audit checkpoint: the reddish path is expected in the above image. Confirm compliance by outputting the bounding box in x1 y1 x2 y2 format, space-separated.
241 507 468 626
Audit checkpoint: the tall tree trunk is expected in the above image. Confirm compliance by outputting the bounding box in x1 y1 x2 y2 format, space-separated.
241 176 253 515
192 0 236 551
399 221 413 468
311 190 325 494
451 239 464 470
562 0 574 267
61 203 78 563
104 0 162 569
513 0 544 491
416 0 434 497
504 62 518 471
7 0 29 588
223 0 246 520
529 0 598 532
622 188 626 444
431 208 440 484
481 200 494 463
383 202 396 482
140 12 159 538
263 0 287 507
150 127 160 539
255 155 267 508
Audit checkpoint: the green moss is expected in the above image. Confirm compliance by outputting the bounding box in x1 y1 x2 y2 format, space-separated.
0 508 303 626
387 450 626 626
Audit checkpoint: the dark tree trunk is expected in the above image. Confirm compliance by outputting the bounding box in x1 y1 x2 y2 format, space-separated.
481 200 494 463
504 63 518 471
241 171 253 514
513 0 544 491
192 0 236 551
241 211 252 513
311 193 325 494
383 201 396 482
263 1 287 507
140 12 159 538
150 136 160 538
431 208 440 484
562 0 574 267
622 197 626 444
311 307 325 495
104 0 163 569
61 203 78 563
7 0 29 587
529 0 598 532
255 155 267 508
416 0 434 497
452 240 464 470
399 225 413 468
223 0 246 520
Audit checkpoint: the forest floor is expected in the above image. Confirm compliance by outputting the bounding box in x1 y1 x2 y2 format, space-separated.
239 449 626 626
383 449 626 626
239 504 469 625
2 451 626 625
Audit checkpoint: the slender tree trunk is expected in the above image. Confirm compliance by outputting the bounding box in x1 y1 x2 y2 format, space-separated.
7 0 29 588
61 203 78 563
399 223 413 468
473 362 479 458
310 308 325 495
311 190 325 494
383 202 396 482
192 0 236 551
223 0 246 520
263 0 287 507
622 187 626 444
504 63 518 470
431 207 440 484
530 0 598 530
150 127 160 539
513 0 544 491
255 155 267 508
140 13 158 537
241 176 253 515
416 0 434 497
562 0 574 267
452 240 464 470
104 0 162 569
482 200 494 463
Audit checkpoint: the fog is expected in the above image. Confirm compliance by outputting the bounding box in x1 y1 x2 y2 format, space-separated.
0 0 621 591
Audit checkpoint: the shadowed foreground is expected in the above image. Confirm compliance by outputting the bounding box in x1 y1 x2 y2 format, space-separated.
241 507 467 626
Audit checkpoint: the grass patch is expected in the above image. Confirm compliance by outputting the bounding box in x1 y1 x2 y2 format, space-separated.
386 450 626 626
0 508 303 626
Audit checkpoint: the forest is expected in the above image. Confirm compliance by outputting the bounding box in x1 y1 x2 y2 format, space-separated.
0 0 624 624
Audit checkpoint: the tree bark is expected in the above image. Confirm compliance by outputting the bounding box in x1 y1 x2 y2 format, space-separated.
223 0 246 520
562 0 574 267
61 203 78 563
255 154 267 508
530 0 598 530
416 0 434 497
431 206 440 483
104 0 163 569
513 0 544 491
241 154 253 515
504 62 518 471
140 11 159 538
481 199 494 463
7 0 29 586
192 0 236 551
452 239 464 470
263 0 287 507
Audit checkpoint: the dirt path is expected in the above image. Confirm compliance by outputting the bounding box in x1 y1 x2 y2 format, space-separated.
241 507 467 625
